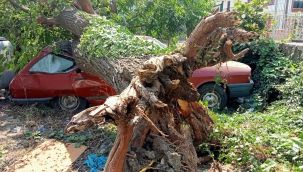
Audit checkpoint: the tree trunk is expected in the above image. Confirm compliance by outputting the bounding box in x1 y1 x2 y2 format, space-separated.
36 5 256 172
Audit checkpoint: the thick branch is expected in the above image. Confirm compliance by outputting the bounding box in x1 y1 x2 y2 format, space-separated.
37 16 58 27
74 0 96 14
223 39 249 60
110 0 117 13
183 12 240 59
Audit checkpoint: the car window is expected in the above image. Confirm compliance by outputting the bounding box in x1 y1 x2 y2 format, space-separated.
29 54 75 73
0 40 13 58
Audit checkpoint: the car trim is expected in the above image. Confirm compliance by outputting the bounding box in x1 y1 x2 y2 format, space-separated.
227 80 254 98
10 97 53 104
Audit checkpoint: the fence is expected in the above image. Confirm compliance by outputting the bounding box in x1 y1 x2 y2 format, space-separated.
269 15 303 42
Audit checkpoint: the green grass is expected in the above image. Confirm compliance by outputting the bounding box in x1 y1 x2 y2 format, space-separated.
211 102 303 171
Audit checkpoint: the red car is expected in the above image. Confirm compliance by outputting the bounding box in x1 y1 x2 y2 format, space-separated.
1 47 253 111
6 47 116 112
191 61 254 108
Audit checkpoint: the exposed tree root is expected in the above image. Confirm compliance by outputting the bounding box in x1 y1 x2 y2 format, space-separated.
30 2 258 171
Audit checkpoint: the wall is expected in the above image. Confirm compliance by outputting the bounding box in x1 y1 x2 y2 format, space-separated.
279 42 303 61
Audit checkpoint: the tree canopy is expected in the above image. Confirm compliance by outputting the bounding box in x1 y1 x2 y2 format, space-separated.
0 0 214 72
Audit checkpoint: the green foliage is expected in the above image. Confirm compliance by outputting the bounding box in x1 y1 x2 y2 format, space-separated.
212 103 303 171
48 129 93 147
209 39 303 171
0 0 214 72
277 62 303 107
24 130 42 140
79 15 163 59
48 124 117 147
234 0 270 33
0 0 72 72
237 39 295 109
111 0 214 44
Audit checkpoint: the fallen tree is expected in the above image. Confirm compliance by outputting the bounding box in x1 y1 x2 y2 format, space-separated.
28 0 256 171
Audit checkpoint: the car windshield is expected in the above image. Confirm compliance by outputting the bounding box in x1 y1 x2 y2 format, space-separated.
29 54 75 73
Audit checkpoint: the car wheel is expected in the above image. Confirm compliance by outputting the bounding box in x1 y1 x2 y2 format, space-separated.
55 96 87 112
198 84 227 109
0 70 15 89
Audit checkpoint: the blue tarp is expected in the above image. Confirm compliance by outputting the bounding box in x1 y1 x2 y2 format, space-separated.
84 154 107 172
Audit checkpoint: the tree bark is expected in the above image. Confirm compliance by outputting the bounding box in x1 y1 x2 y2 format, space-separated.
74 0 96 14
35 4 256 172
183 12 240 59
109 0 117 13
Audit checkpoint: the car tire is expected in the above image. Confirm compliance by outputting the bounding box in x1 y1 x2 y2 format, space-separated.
198 83 227 109
53 96 87 112
0 70 15 89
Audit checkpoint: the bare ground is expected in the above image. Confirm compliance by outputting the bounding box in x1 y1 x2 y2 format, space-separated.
0 100 115 172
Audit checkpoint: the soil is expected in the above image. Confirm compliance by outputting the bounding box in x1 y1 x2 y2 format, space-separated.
8 140 87 172
0 100 114 172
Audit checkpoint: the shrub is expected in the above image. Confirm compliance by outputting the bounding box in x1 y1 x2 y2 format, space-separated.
237 39 295 109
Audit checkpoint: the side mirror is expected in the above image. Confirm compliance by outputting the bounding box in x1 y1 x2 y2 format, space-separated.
75 68 82 73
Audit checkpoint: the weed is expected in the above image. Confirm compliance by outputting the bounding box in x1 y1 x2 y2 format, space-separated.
24 131 42 140
211 102 303 170
48 124 117 147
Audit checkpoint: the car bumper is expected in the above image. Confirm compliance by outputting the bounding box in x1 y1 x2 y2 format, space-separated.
227 80 254 98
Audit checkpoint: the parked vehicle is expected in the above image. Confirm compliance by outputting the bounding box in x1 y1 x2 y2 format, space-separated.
0 37 13 58
0 37 15 89
190 61 254 109
2 47 116 112
1 44 253 111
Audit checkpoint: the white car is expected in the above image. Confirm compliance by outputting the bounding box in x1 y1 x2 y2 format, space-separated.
0 37 15 90
0 37 13 58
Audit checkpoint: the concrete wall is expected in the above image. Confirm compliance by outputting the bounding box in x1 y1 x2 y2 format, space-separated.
279 42 303 61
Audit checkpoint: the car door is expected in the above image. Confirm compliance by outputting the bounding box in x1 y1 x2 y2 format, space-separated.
22 53 76 98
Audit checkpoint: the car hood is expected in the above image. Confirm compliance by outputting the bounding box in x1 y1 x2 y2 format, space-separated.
192 61 251 77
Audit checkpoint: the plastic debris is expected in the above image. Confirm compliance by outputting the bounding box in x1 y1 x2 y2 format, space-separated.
84 154 107 172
